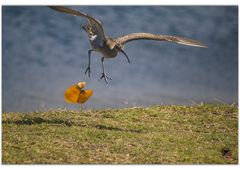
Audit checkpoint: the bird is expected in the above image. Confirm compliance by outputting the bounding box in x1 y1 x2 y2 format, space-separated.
49 6 207 84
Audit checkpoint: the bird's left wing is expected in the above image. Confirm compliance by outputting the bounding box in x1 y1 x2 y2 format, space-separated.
49 6 106 42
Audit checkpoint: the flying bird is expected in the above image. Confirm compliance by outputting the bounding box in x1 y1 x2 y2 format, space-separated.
49 6 207 83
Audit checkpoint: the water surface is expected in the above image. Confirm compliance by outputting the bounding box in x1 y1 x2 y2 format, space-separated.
2 6 238 112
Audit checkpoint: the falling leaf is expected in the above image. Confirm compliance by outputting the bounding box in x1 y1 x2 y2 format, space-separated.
64 82 93 104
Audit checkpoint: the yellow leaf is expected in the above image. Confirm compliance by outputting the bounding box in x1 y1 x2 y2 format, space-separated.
77 90 93 104
64 83 93 104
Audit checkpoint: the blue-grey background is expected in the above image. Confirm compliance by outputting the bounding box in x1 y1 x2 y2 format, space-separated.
2 6 238 112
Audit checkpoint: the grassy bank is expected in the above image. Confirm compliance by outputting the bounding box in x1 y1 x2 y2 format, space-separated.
2 104 238 164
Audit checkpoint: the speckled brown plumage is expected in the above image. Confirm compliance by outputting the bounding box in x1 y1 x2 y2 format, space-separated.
50 6 207 83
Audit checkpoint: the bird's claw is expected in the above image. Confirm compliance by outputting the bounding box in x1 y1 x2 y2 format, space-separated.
99 73 112 84
85 66 91 77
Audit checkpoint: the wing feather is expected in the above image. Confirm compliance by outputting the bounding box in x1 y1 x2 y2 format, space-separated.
116 33 207 48
49 6 106 41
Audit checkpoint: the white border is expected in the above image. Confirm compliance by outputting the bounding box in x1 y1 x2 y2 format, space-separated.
0 0 239 5
1 0 239 169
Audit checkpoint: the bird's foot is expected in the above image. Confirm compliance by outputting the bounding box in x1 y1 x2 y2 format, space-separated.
99 72 112 84
85 66 91 77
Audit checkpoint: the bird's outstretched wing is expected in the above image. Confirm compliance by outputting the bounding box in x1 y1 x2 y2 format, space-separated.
49 6 106 42
116 33 207 48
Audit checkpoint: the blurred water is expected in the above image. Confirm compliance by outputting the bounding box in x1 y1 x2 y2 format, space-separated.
2 6 238 112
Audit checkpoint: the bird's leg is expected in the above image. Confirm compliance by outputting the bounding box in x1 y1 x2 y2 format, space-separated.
99 57 112 84
85 49 93 77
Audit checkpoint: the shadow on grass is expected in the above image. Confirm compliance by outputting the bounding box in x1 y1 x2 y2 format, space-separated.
2 117 142 133
2 117 73 126
95 124 142 133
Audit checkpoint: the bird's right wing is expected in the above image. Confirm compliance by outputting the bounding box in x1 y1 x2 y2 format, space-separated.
116 33 207 48
49 6 106 42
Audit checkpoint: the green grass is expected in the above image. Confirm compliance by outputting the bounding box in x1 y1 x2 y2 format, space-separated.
2 104 238 164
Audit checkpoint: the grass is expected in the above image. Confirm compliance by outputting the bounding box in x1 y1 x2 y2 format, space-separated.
2 104 238 164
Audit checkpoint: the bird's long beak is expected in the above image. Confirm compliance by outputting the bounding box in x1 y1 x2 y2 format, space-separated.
120 49 131 63
115 44 131 63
